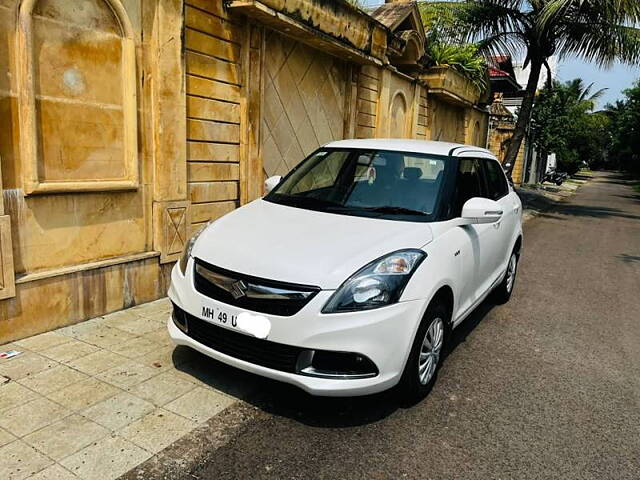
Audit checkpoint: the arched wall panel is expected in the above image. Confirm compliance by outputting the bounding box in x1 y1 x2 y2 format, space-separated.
16 0 138 194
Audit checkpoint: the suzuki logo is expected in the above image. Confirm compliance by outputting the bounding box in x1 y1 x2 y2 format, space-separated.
230 280 248 299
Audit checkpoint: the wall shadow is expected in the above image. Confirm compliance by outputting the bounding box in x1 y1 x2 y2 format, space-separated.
539 204 640 221
613 194 640 203
616 254 640 264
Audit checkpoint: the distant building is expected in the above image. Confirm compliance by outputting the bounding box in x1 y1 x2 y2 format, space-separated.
487 56 528 183
514 56 559 91
487 55 557 184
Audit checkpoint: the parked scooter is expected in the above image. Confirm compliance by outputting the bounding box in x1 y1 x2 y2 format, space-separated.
542 167 569 186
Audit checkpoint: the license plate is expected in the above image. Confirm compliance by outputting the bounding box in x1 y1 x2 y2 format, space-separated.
200 304 238 329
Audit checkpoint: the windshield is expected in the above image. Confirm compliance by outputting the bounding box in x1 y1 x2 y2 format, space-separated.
264 149 449 222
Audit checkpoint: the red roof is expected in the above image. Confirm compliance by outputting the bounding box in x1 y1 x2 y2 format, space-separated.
489 66 511 78
490 55 510 63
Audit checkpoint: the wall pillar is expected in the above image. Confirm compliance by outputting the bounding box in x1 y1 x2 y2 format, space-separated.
240 22 265 204
375 69 391 138
0 155 15 300
146 0 189 263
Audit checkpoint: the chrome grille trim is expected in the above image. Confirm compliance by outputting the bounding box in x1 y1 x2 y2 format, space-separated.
194 264 315 301
193 258 321 316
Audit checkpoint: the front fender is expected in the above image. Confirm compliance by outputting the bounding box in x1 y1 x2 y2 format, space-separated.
401 229 463 322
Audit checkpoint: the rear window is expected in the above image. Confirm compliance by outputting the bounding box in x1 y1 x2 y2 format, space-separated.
483 159 509 199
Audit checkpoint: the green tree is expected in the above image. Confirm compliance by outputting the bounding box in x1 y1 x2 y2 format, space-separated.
440 0 640 176
532 79 611 174
606 80 640 175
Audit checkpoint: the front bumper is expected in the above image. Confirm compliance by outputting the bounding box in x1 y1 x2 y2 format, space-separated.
168 260 427 396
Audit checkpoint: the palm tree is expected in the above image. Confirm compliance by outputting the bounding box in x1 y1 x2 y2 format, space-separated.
447 0 640 175
563 79 607 111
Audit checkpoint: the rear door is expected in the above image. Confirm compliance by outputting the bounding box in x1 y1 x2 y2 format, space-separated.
481 158 517 276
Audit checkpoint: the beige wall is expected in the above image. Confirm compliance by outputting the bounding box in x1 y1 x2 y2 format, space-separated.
1 0 149 275
466 108 489 148
184 0 242 235
0 0 183 342
488 123 525 183
0 0 489 343
415 87 428 139
262 30 348 178
355 65 380 139
427 99 465 143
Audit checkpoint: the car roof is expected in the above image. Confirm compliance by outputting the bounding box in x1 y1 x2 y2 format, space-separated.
323 138 496 159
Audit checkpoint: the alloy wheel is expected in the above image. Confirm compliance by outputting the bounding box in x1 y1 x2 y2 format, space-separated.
418 318 444 385
506 253 518 293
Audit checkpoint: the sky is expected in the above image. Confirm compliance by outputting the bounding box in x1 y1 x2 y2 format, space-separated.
556 58 640 109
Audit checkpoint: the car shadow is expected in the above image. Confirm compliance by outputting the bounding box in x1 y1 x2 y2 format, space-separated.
171 298 498 428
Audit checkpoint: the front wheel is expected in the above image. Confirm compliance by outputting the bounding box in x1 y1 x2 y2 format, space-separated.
398 302 450 403
492 251 519 305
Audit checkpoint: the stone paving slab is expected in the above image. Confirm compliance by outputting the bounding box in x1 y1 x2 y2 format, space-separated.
0 298 246 480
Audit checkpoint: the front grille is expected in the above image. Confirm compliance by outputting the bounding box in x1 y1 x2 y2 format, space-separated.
173 304 303 373
193 258 320 316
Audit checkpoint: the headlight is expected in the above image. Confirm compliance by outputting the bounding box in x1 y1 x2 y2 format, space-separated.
178 222 210 275
322 249 426 313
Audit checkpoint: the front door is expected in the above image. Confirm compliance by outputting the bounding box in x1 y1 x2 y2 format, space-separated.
452 158 496 313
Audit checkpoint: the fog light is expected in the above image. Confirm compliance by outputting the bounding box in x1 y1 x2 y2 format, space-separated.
296 350 378 379
172 303 188 333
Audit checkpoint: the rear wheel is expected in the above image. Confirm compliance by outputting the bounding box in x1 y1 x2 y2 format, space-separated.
398 301 450 402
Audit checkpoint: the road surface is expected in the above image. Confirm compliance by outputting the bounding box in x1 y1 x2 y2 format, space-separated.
133 172 640 480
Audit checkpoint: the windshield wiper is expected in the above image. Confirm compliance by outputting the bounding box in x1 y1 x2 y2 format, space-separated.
273 195 346 210
359 206 429 216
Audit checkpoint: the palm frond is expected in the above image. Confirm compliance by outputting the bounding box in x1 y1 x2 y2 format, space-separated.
458 1 528 43
578 82 608 102
555 22 640 67
541 0 640 27
475 31 528 60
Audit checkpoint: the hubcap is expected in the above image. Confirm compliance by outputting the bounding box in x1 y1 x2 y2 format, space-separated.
506 254 518 293
418 318 444 385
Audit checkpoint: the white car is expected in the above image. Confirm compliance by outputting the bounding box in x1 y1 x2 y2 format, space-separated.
168 139 523 399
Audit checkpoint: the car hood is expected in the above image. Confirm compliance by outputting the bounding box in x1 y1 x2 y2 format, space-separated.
192 199 433 289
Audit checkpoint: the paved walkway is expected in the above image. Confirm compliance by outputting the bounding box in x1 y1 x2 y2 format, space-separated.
0 299 252 480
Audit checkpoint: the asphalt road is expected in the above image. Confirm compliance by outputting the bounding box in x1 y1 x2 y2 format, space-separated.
175 172 640 479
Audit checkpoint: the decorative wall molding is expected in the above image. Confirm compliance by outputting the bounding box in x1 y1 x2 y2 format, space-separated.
14 251 159 285
15 0 139 195
153 201 191 264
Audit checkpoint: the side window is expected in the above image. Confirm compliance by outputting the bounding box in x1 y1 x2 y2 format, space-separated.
452 159 485 217
483 159 510 200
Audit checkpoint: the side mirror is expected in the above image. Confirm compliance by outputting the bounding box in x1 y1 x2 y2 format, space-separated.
461 197 503 224
264 175 282 194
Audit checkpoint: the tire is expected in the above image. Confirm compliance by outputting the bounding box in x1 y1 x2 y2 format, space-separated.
492 250 519 305
398 301 450 403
